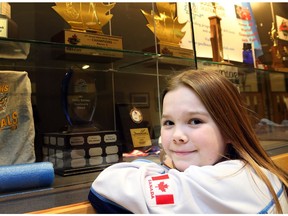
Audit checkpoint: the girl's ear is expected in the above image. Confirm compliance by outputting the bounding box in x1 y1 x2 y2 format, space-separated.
226 140 232 144
224 138 232 145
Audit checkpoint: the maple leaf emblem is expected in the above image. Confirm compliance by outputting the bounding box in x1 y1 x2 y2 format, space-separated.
67 34 80 45
157 181 168 192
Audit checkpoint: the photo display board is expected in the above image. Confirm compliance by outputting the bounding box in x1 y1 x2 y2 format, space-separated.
189 2 263 62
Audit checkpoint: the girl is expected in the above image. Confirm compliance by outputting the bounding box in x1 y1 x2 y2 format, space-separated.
89 69 288 213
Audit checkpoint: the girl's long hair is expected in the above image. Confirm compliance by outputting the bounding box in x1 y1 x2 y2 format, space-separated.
162 69 288 213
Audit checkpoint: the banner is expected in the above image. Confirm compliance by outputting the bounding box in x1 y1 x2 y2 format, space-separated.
190 2 263 62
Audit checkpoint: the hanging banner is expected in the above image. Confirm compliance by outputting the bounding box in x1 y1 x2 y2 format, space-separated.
190 2 263 62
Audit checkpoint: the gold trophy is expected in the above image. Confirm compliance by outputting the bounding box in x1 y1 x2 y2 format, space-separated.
141 2 194 64
51 2 123 59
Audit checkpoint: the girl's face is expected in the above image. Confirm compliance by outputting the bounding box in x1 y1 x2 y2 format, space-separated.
161 85 228 171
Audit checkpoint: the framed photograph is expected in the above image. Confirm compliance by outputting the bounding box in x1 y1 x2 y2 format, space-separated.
130 93 149 108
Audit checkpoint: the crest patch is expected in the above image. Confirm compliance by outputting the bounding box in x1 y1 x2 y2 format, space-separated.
145 174 175 206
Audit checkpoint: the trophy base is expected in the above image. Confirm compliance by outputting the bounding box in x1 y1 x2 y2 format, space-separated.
62 123 101 133
143 43 195 67
42 130 122 176
0 15 18 38
219 60 234 66
51 29 123 62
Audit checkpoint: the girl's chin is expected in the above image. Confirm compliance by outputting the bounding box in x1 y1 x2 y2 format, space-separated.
173 162 194 171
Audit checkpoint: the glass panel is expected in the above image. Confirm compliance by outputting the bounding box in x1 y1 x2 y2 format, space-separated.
0 1 196 195
197 59 288 156
1 3 287 212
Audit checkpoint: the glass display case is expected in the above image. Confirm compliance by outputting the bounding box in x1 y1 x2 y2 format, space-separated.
0 2 287 213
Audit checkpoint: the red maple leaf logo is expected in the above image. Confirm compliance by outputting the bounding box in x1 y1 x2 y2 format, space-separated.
157 181 168 192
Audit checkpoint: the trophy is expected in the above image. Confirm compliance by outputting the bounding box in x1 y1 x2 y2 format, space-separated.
61 66 99 132
209 2 224 62
42 66 122 176
51 2 123 59
141 2 194 61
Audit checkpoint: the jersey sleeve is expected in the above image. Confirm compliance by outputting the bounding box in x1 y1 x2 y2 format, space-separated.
88 159 285 213
89 159 169 213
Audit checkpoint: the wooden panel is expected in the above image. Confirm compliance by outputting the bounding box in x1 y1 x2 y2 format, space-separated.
272 153 288 172
27 201 96 214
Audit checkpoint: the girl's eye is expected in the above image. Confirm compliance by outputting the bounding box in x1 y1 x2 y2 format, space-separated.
189 119 203 125
162 120 174 126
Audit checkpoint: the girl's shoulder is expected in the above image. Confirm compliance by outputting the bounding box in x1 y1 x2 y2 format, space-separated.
181 159 246 177
178 159 282 191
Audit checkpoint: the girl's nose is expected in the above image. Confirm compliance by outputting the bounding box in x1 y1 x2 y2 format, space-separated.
173 128 188 144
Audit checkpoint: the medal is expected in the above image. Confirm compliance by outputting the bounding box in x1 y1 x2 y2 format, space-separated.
129 107 143 124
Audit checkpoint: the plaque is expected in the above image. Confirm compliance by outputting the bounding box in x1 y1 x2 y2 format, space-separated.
51 3 123 60
141 2 194 65
116 104 152 152
130 128 152 148
61 66 99 132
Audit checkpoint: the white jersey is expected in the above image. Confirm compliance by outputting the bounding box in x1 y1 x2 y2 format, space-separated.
89 159 288 214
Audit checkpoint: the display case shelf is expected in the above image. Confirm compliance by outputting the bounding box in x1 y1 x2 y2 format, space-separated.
0 37 196 73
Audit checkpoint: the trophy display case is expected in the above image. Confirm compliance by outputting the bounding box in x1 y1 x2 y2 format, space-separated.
0 3 287 156
0 2 287 213
0 1 285 176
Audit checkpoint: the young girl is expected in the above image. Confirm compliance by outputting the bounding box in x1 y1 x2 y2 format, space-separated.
88 69 288 213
